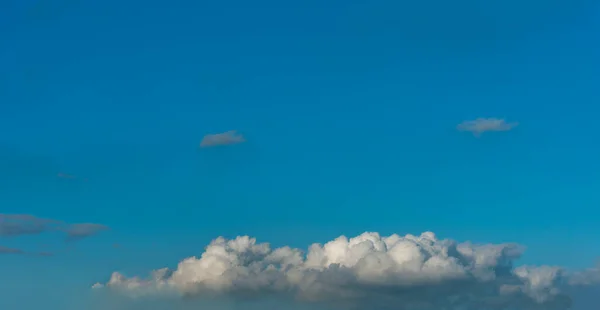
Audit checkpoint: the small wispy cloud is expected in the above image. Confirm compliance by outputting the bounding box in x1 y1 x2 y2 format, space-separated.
65 223 109 241
57 172 76 179
91 283 104 289
57 172 88 181
0 245 25 255
0 146 88 184
0 214 108 241
0 214 60 237
200 130 245 148
457 118 518 136
0 245 52 256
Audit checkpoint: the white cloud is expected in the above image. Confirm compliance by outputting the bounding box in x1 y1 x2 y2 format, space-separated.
457 118 518 136
92 283 104 289
93 231 599 309
568 262 600 286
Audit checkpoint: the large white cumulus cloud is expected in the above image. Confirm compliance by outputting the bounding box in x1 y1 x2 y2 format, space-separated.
95 231 594 310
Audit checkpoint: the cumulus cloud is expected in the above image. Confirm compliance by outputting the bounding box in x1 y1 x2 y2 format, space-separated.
457 118 518 136
568 262 600 286
0 214 108 241
93 231 597 310
200 130 245 148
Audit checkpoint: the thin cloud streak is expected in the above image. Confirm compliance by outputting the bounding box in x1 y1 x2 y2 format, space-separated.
57 172 89 181
65 223 110 241
0 245 25 255
0 245 53 257
457 118 518 136
200 130 246 148
0 214 60 237
57 172 77 179
0 214 108 241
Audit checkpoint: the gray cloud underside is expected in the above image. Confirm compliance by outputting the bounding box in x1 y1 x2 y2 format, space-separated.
95 232 599 310
200 130 246 147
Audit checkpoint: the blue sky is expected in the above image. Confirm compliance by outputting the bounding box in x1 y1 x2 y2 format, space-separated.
1 0 600 309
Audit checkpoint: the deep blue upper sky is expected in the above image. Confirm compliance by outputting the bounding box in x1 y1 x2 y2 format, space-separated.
1 0 600 309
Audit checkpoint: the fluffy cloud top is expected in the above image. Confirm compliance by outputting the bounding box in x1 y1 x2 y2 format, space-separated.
200 130 246 148
94 231 596 310
457 118 518 136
